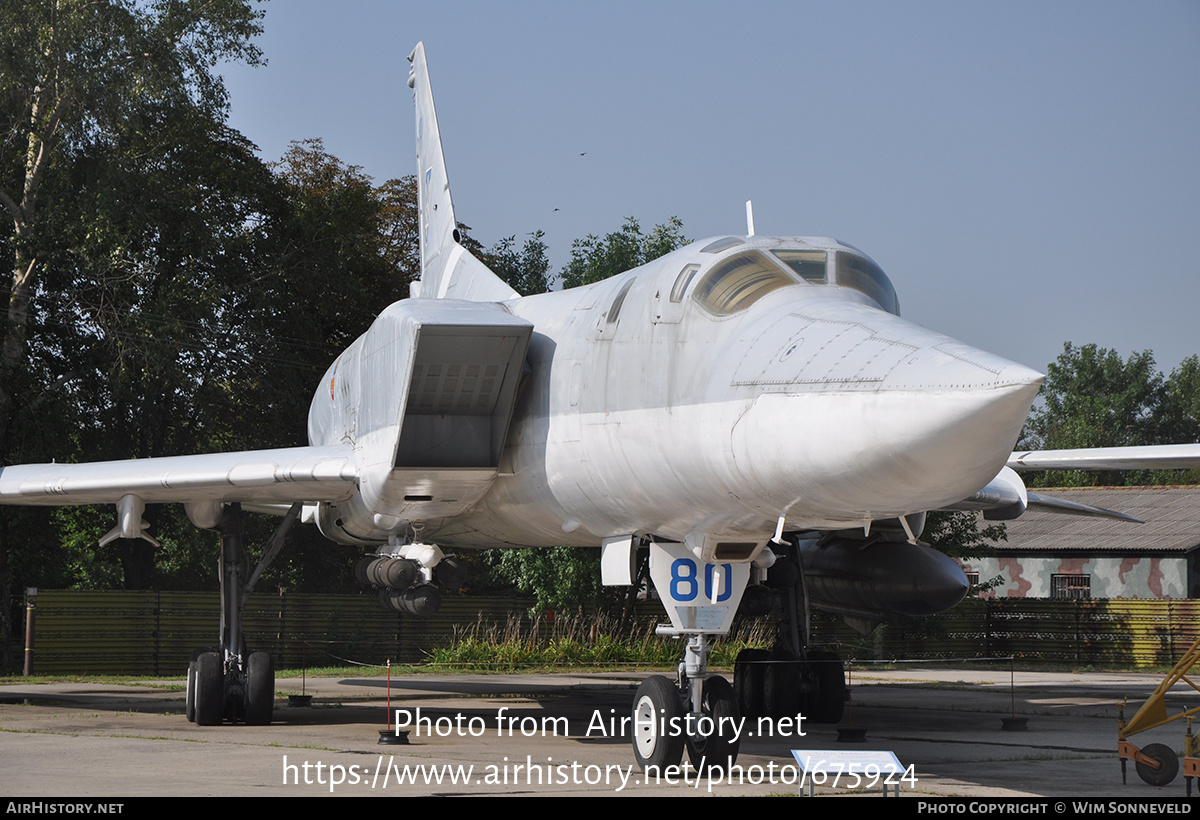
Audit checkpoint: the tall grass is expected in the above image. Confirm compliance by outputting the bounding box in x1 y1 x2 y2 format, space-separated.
423 611 776 672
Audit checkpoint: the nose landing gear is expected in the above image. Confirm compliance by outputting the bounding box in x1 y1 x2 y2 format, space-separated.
628 540 751 773
627 537 846 774
629 637 741 776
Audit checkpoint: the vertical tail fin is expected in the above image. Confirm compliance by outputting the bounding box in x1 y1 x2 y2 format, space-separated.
407 43 518 302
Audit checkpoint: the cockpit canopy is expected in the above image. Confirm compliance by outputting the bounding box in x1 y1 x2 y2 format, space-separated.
834 250 899 315
687 241 899 316
692 252 795 316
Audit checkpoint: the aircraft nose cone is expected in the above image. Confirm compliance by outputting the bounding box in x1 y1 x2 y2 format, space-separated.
730 308 1045 522
848 342 1044 512
887 340 1044 449
886 337 1044 397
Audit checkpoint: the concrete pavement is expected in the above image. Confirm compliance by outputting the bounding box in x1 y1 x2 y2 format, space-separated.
2 665 1197 797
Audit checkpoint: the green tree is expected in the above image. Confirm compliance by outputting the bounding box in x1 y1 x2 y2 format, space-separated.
0 0 265 457
922 511 1007 561
921 510 1007 594
21 94 286 591
1023 343 1164 486
487 546 606 616
1151 354 1200 484
245 141 416 442
1156 355 1200 444
481 231 550 296
558 216 686 289
0 0 267 671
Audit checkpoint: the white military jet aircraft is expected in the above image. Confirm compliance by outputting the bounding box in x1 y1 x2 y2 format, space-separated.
3 43 1199 772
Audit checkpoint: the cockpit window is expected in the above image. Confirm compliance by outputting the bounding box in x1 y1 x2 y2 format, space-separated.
835 252 899 315
692 252 796 316
670 264 700 303
771 249 827 284
606 279 634 324
700 237 745 253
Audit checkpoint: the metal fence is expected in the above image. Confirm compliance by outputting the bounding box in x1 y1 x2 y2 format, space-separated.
24 589 550 675
20 590 1200 676
835 598 1200 668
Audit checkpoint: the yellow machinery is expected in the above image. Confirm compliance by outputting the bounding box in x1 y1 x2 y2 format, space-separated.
1118 636 1200 787
1184 719 1200 796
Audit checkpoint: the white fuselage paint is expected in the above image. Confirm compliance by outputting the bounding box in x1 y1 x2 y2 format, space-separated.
310 236 1043 551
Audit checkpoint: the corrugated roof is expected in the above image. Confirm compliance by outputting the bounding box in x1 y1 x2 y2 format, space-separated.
997 486 1200 554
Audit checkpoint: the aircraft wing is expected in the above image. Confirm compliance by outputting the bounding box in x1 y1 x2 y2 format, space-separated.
1023 491 1142 522
1007 443 1200 472
0 445 358 508
948 443 1200 523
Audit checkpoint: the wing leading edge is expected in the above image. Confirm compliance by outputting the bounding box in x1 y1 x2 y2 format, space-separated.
1007 443 1200 472
950 444 1200 523
0 445 357 508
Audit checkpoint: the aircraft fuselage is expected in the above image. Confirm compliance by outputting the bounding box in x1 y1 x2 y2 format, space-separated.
308 235 1042 553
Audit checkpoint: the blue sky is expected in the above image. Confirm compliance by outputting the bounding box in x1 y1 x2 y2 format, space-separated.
221 1 1199 376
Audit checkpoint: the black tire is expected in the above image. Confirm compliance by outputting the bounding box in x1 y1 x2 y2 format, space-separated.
186 647 214 723
369 557 418 590
808 650 845 724
194 651 224 726
401 584 442 617
686 675 741 775
631 675 685 771
734 648 768 720
244 651 274 726
764 650 800 719
1136 743 1179 786
185 658 196 723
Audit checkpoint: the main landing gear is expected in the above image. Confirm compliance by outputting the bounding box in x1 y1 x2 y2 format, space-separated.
186 502 298 726
734 538 846 725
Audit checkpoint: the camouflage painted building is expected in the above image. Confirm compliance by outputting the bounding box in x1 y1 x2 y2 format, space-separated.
962 486 1200 599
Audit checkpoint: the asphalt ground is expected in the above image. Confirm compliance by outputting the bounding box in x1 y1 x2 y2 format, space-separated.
2 665 1199 799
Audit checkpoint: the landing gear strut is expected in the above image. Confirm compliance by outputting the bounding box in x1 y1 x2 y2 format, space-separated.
187 502 298 726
